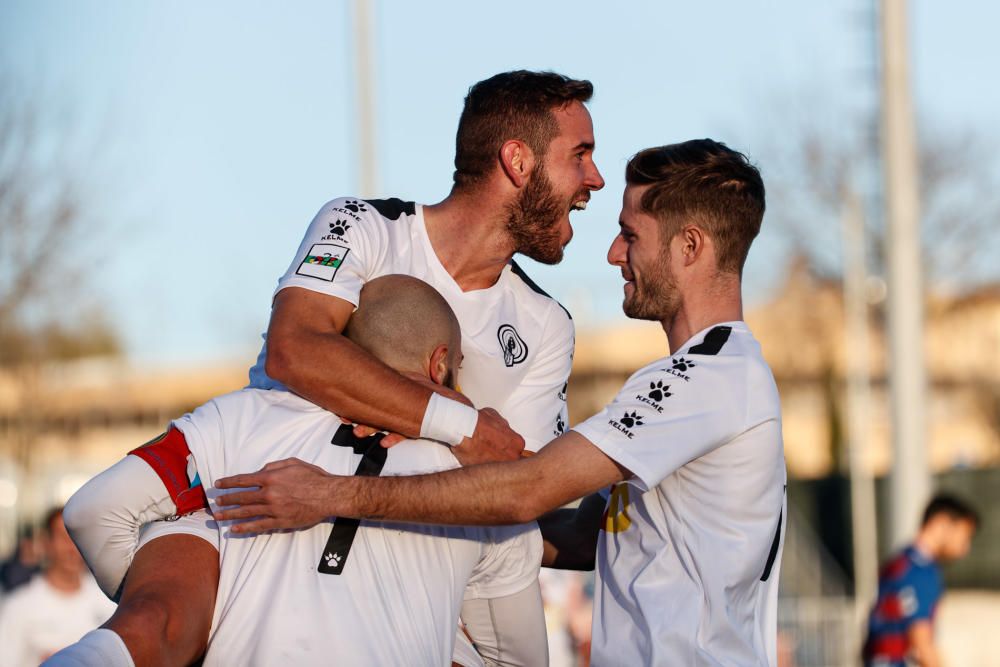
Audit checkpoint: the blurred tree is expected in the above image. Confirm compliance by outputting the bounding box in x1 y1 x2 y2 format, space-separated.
760 98 1000 291
0 80 120 368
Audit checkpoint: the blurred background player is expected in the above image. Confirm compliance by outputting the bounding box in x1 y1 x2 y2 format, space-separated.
863 494 979 667
0 508 116 666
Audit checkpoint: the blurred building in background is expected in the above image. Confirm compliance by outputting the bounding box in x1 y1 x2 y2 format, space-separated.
0 257 998 665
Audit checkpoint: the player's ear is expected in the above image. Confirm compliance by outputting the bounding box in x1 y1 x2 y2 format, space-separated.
499 140 534 189
428 344 451 386
679 225 705 267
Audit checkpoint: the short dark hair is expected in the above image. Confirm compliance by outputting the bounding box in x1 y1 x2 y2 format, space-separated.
625 139 766 275
453 70 593 189
922 494 979 528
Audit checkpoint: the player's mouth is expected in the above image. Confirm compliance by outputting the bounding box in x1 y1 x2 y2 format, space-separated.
569 194 590 213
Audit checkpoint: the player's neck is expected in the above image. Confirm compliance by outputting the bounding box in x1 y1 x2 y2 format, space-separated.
44 564 83 593
423 191 518 291
661 285 743 354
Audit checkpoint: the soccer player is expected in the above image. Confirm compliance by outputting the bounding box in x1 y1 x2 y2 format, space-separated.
60 70 603 665
863 495 979 667
52 275 548 666
215 139 788 666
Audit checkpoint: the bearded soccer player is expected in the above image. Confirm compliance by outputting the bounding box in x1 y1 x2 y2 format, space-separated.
216 139 787 666
59 70 603 665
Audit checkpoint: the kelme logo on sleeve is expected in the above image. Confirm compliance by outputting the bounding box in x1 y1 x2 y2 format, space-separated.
296 243 350 282
608 410 644 439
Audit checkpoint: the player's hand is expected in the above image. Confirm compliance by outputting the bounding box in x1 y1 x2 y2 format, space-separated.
214 458 343 533
451 408 525 466
339 417 406 447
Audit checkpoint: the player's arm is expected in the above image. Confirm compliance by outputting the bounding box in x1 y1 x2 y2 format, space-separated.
63 452 187 599
265 287 437 438
907 620 942 667
264 198 521 462
215 430 629 530
537 492 606 571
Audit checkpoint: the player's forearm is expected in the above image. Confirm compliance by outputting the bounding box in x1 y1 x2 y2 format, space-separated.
267 325 431 438
334 459 564 526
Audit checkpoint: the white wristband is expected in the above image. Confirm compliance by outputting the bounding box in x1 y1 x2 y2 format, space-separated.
420 393 479 446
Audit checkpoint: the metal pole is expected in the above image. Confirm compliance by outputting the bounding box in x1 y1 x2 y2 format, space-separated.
841 186 879 631
880 0 930 548
353 0 378 197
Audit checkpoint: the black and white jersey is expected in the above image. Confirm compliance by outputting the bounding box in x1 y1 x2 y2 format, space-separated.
248 197 575 453
175 389 540 667
573 322 786 666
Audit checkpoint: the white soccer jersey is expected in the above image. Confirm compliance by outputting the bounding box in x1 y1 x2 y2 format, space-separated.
175 389 541 667
248 196 575 452
573 322 786 666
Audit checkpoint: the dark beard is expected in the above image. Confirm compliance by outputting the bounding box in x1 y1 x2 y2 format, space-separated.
505 164 566 265
623 251 681 322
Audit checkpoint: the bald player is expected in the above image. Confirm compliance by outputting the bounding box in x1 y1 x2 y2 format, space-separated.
53 275 547 667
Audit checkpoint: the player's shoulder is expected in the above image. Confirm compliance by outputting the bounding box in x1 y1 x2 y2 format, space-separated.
319 196 416 223
507 259 573 330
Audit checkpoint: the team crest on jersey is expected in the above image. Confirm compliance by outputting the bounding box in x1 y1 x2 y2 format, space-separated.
603 483 633 533
608 410 644 439
321 219 352 242
635 379 671 413
554 414 566 436
497 324 528 367
296 243 350 282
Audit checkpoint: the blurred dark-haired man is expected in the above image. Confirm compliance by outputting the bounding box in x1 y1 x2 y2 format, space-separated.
864 494 979 667
61 70 603 666
0 509 115 666
214 139 787 666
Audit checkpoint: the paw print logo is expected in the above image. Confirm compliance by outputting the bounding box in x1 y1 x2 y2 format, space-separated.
328 219 351 236
648 380 671 402
557 382 568 401
324 552 342 568
619 411 644 429
672 357 696 372
343 200 367 213
554 416 566 435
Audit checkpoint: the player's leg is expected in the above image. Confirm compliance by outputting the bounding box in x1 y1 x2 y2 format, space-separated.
102 518 219 667
461 580 548 667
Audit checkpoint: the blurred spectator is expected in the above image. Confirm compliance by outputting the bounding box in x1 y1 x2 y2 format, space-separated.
0 526 43 593
863 494 979 667
0 507 116 666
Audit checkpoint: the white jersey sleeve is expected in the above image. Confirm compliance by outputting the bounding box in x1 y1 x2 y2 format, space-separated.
499 308 574 453
273 197 390 307
573 352 749 492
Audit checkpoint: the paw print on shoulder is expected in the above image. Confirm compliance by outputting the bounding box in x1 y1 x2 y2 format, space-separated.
648 380 671 402
619 411 644 429
343 199 368 213
672 357 695 372
328 219 352 236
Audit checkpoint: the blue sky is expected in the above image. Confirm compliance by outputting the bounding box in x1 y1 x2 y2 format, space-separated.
2 0 998 366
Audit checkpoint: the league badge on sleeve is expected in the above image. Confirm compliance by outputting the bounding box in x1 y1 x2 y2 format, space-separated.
296 243 350 282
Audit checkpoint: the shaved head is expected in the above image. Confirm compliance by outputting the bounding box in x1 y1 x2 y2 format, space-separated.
345 275 462 386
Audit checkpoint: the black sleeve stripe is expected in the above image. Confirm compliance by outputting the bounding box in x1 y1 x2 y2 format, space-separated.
366 198 416 220
688 326 732 355
760 507 782 582
509 260 572 320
